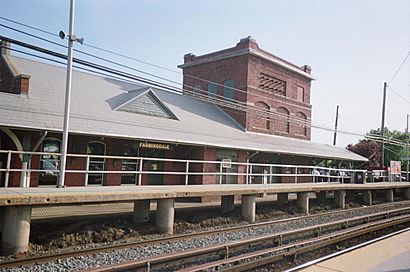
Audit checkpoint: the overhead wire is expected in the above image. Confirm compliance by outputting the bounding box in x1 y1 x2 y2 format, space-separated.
1 16 406 142
387 85 410 105
0 37 372 139
388 49 410 84
0 32 320 129
0 18 315 119
0 20 400 141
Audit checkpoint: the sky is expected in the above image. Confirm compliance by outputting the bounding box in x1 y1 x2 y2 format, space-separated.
1 0 409 148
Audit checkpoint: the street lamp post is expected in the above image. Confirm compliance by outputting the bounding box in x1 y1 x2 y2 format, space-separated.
58 0 82 188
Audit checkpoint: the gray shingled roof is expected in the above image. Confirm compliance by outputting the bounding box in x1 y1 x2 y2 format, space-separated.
0 55 367 161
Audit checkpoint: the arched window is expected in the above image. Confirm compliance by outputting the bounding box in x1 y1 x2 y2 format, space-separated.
121 144 139 185
193 84 201 95
223 80 234 101
86 141 106 185
207 82 217 98
295 112 308 136
254 101 270 130
39 138 61 186
276 107 290 133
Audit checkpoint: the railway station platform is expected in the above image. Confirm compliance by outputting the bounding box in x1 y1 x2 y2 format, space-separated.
300 228 410 272
0 182 410 256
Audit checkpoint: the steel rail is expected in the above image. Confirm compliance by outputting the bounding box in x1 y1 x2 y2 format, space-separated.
82 206 410 272
1 201 409 269
286 226 410 272
183 215 410 272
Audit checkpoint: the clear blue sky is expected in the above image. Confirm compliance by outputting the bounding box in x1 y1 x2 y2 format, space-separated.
1 0 409 147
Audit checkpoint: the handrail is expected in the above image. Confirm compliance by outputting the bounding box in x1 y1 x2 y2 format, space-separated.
0 149 402 188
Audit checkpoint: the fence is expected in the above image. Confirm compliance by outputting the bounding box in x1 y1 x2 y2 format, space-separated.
0 150 399 187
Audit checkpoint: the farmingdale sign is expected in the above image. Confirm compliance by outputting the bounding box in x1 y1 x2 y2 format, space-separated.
139 142 170 150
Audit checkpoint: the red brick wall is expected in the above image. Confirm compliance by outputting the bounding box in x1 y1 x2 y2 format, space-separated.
181 38 313 140
182 54 249 128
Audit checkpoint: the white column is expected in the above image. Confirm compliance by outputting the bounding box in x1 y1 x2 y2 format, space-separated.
2 206 32 255
241 195 256 223
156 199 175 234
297 192 310 214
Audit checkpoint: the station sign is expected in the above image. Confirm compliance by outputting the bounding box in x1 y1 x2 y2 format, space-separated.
139 142 170 150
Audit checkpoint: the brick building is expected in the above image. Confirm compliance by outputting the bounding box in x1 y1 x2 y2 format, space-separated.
0 39 366 192
179 36 313 140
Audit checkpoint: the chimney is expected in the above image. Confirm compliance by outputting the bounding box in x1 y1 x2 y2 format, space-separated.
236 36 259 50
0 40 11 55
0 40 30 95
302 65 312 74
184 53 196 64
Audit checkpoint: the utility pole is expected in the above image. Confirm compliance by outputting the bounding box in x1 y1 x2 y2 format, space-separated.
406 114 409 182
58 0 80 188
380 82 387 169
333 105 339 146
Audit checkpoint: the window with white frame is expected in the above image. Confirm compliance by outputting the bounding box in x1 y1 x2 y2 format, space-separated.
86 141 106 185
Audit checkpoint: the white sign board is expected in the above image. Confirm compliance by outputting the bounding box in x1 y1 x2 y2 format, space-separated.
390 161 401 175
222 159 232 169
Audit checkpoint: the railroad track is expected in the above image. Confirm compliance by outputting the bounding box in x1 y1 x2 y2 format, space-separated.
84 208 410 272
2 200 410 270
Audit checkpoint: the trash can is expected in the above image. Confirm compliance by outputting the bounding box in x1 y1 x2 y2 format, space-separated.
355 172 365 183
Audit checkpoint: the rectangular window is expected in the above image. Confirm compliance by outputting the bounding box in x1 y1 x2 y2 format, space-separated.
223 80 234 101
297 86 304 102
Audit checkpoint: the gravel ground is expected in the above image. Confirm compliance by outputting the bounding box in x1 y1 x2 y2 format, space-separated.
4 200 410 272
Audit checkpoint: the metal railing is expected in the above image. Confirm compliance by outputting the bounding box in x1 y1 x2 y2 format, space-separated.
0 150 396 187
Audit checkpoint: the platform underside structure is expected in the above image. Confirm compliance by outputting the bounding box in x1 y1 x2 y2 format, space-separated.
1 182 410 255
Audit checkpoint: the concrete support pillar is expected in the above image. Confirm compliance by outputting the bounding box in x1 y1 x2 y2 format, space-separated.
2 206 32 255
297 192 310 214
156 199 175 235
241 195 256 223
363 190 373 205
277 193 288 205
221 195 235 214
385 189 394 202
133 200 151 223
404 188 410 200
334 190 346 209
316 191 326 202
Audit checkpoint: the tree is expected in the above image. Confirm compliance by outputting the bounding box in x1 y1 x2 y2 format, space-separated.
347 127 409 169
347 140 381 169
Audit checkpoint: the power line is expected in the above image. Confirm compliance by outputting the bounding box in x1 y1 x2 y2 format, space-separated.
3 17 408 149
0 19 316 114
1 37 376 140
2 20 404 142
388 49 410 84
4 44 406 148
387 85 410 105
0 29 318 129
